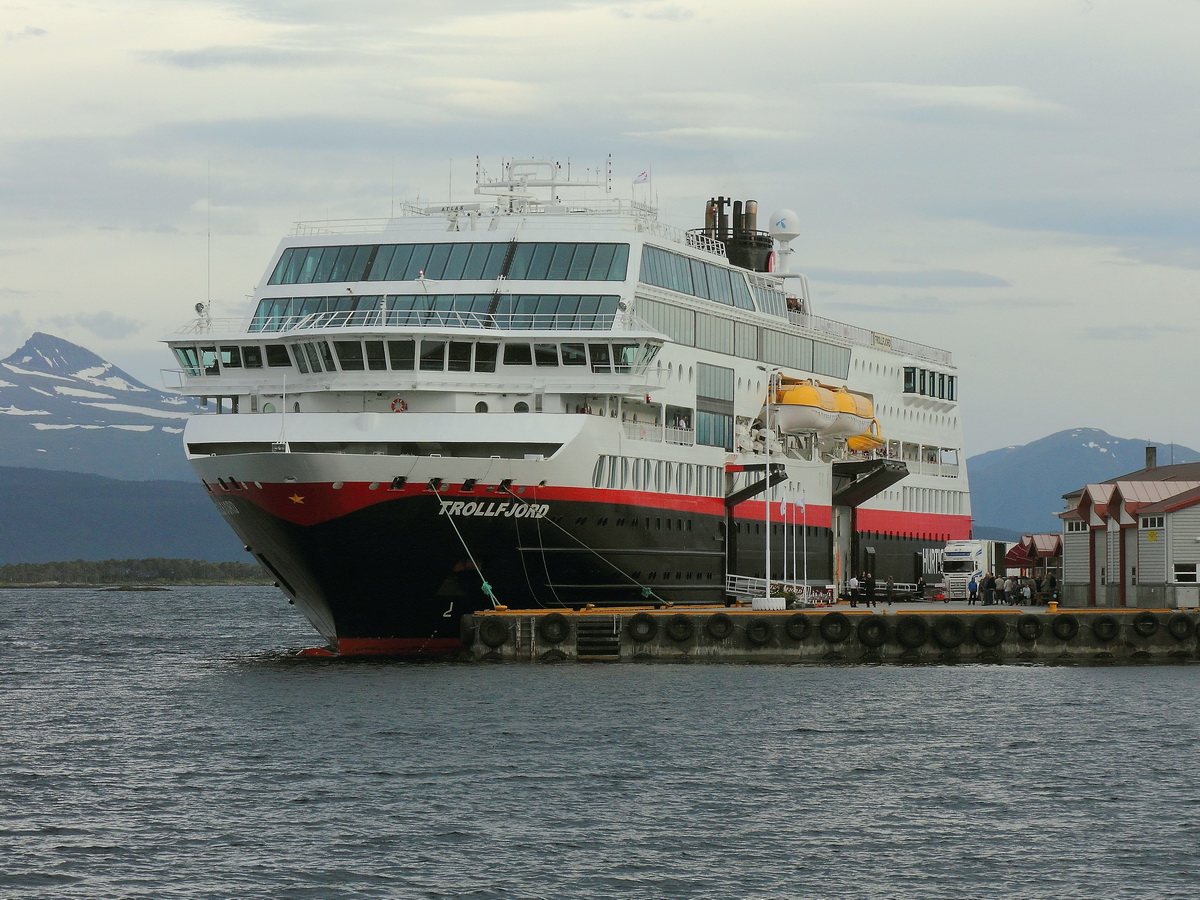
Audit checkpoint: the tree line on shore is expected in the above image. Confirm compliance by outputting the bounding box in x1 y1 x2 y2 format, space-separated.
0 558 271 585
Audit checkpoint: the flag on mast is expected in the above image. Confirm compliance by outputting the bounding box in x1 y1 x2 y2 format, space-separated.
633 170 649 184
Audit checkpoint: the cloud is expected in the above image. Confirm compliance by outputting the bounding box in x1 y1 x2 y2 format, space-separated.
5 26 47 41
72 312 143 341
145 46 351 69
1082 324 1183 341
805 267 1010 288
843 83 1066 117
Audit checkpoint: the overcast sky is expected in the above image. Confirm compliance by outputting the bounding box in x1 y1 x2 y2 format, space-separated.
3 0 1198 456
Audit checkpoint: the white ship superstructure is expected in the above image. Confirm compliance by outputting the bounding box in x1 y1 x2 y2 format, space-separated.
165 158 970 654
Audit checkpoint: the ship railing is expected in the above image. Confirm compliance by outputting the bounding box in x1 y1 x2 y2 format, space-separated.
246 310 626 333
618 422 696 446
726 575 837 605
787 310 953 365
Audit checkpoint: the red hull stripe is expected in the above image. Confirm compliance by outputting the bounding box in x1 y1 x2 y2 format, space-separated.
211 478 968 538
336 637 463 656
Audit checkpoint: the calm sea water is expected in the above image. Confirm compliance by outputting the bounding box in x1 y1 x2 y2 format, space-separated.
2 586 1199 899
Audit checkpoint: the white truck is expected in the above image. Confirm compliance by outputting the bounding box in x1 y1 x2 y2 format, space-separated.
939 540 1009 600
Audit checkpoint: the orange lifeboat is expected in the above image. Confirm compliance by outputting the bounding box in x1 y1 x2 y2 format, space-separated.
772 380 837 433
826 386 874 437
847 419 885 452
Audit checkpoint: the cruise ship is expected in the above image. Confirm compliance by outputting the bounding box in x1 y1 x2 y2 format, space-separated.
164 158 971 654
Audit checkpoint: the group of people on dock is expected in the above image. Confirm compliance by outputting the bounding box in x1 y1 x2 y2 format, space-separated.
967 573 1057 606
845 572 900 608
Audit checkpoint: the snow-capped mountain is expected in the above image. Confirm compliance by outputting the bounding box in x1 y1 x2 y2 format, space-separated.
967 427 1200 538
0 332 198 480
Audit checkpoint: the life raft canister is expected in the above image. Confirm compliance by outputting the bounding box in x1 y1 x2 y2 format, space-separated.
391 397 408 412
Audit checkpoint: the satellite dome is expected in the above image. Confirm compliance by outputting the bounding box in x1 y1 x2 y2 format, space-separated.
768 209 801 243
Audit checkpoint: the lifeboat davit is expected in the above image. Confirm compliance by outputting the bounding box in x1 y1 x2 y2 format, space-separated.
771 381 838 433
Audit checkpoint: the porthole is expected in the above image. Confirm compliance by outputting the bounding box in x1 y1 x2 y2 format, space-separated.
262 402 276 414
368 482 379 490
293 402 301 413
475 401 489 413
514 401 529 413
332 481 344 490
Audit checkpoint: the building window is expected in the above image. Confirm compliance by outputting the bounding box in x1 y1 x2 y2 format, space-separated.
1174 564 1198 583
1066 521 1087 533
1140 516 1164 529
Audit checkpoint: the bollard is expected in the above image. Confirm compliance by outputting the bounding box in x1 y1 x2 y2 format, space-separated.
1048 601 1058 612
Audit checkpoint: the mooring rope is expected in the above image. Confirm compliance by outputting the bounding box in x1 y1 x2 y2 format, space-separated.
435 490 499 608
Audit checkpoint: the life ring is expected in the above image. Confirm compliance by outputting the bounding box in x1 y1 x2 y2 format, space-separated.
1132 611 1159 638
745 617 774 646
1016 614 1043 641
665 613 694 642
1051 614 1079 642
478 616 510 648
390 397 408 412
537 612 569 645
784 613 811 642
628 612 657 642
971 614 1007 648
1092 615 1120 643
706 612 734 641
857 616 888 648
931 615 966 649
1167 613 1195 642
895 616 927 649
819 611 851 643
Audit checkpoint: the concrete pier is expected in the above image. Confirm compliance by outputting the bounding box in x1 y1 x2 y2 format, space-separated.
461 604 1200 663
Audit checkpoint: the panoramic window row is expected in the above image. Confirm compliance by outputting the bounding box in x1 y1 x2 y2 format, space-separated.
174 338 655 377
592 454 724 498
639 245 756 311
250 293 622 332
267 241 630 285
637 297 852 381
903 366 957 401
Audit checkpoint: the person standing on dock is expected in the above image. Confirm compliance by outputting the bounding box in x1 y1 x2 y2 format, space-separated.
848 574 859 608
864 572 876 608
984 573 997 606
968 576 979 605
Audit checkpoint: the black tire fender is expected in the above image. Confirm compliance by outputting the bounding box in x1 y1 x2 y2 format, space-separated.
857 616 889 648
745 617 774 646
665 613 695 642
537 612 569 645
705 612 734 641
1133 611 1159 638
1167 613 1195 642
478 616 510 648
972 614 1006 648
819 611 851 643
784 613 811 641
932 615 966 649
628 612 658 642
1092 614 1120 643
895 616 928 649
1051 614 1079 641
1016 614 1043 641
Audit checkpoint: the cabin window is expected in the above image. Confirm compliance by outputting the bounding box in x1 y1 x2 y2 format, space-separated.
364 340 387 370
903 367 916 393
219 346 241 368
534 344 559 367
475 342 498 373
334 341 365 371
242 346 263 369
293 346 310 374
503 343 533 366
265 345 291 367
200 347 219 375
387 340 415 370
588 343 611 373
420 340 446 371
448 341 472 372
561 343 586 366
174 346 201 376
